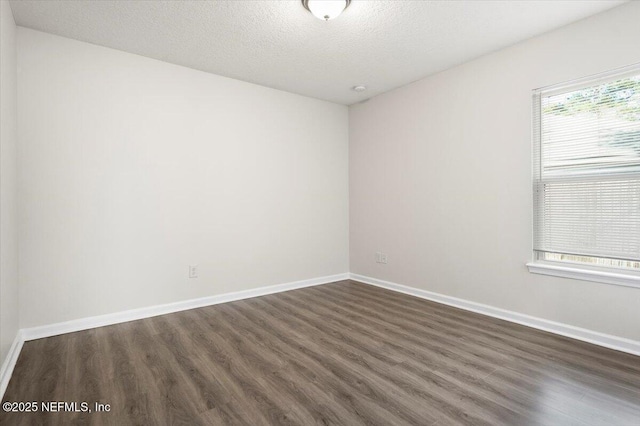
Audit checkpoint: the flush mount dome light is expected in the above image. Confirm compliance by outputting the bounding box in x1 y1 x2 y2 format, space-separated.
302 0 351 21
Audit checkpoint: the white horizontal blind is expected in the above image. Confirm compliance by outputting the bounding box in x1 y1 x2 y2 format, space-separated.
533 65 640 269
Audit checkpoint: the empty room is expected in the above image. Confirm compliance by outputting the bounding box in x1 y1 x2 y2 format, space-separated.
1 0 639 424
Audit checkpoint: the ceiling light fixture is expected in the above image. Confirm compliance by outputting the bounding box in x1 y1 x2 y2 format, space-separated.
302 0 351 21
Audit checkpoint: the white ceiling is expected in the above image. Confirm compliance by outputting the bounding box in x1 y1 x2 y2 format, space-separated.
9 0 626 105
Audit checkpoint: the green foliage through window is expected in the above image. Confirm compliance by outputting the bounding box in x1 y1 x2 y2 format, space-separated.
543 77 640 122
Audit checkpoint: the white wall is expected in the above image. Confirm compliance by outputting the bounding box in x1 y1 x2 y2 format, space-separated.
0 0 19 364
349 2 640 341
17 28 349 328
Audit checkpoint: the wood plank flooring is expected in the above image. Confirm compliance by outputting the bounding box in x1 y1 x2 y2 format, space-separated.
1 280 639 425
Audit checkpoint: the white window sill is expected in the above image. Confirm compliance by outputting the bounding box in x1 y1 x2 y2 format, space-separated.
526 262 640 289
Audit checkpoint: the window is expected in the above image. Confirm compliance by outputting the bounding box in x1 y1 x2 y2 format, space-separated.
529 64 640 287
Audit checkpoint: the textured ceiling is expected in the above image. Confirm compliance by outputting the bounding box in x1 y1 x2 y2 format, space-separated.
9 0 626 105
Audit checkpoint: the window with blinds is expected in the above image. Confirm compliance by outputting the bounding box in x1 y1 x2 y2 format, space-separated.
532 65 640 272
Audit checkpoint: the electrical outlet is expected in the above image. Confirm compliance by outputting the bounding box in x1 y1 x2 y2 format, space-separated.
189 265 198 278
380 253 388 264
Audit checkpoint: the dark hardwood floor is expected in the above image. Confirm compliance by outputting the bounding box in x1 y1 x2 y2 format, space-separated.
1 280 639 425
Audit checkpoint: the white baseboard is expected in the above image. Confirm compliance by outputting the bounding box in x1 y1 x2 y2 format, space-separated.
21 273 349 342
349 273 640 357
0 330 25 400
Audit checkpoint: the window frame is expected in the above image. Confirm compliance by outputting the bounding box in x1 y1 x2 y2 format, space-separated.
527 63 640 289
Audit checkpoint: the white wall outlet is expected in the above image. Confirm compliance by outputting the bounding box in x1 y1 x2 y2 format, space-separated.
189 265 198 278
380 253 388 264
